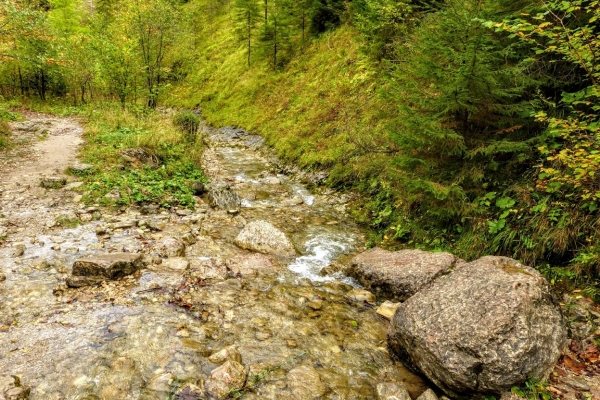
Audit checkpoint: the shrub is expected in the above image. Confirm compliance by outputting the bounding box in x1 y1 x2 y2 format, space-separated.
173 110 201 143
0 121 11 149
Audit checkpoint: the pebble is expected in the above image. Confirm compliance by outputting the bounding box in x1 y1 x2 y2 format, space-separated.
208 346 242 364
346 288 377 305
376 300 401 320
307 299 324 310
176 329 190 338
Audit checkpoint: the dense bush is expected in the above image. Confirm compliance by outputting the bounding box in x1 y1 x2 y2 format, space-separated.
173 110 201 143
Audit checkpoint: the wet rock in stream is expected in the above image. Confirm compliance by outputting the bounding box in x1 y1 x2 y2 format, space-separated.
154 236 186 257
205 360 247 399
0 375 30 400
377 382 412 400
207 188 241 211
234 220 296 257
66 253 144 288
287 365 328 399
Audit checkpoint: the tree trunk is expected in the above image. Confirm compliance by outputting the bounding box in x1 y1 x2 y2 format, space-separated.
247 11 251 66
18 67 24 96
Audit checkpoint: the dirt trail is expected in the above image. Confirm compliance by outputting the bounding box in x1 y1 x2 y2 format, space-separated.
0 113 84 188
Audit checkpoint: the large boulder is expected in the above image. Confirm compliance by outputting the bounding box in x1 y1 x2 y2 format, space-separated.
234 220 296 257
349 248 462 301
388 256 567 398
66 253 144 288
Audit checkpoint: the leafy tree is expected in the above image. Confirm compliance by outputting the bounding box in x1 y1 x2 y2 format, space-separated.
483 0 600 272
128 0 179 108
310 0 346 34
48 0 96 104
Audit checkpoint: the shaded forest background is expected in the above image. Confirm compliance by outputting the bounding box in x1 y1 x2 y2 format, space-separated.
1 0 599 289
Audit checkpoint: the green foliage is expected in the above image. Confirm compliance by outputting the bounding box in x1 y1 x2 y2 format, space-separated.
0 120 10 149
172 110 200 142
510 379 552 400
85 162 204 208
79 103 207 208
56 215 80 228
309 0 347 34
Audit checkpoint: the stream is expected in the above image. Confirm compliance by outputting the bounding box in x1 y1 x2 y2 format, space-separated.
0 117 427 399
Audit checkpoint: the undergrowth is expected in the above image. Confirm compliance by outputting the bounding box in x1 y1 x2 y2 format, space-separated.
75 103 208 208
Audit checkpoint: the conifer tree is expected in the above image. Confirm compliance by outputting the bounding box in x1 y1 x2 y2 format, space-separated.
235 0 260 65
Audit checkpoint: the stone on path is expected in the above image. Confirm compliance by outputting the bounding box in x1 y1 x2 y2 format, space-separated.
234 220 296 257
349 248 462 301
388 256 567 398
66 253 144 288
40 176 67 189
68 163 94 174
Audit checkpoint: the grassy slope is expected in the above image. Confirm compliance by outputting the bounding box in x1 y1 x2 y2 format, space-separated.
170 16 393 179
167 8 600 294
170 14 406 245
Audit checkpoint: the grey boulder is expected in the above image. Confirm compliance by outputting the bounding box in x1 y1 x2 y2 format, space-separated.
388 256 567 398
349 248 463 301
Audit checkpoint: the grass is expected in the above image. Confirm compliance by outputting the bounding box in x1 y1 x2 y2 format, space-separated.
72 102 208 209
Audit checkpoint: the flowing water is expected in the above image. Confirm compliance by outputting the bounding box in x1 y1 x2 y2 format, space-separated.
0 118 427 399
